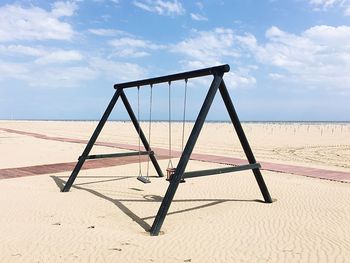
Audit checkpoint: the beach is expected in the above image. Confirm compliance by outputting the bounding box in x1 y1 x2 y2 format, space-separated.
0 120 349 262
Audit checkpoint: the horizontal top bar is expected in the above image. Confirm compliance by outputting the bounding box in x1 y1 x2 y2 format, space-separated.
114 64 230 89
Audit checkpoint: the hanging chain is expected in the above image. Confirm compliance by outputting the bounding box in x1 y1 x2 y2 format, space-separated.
168 81 173 169
137 86 142 176
146 84 153 178
181 79 188 152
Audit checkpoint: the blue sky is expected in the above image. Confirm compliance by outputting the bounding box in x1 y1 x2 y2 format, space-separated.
0 0 350 121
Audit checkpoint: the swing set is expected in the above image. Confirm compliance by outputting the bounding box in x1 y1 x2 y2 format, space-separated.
62 64 272 236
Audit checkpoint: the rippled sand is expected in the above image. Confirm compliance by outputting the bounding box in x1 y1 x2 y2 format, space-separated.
0 120 349 262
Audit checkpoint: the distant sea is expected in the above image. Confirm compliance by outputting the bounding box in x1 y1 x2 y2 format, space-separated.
3 119 350 124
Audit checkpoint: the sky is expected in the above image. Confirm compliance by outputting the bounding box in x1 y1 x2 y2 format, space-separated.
0 0 350 121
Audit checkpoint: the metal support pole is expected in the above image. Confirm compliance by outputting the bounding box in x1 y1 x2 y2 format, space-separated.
62 89 122 192
150 74 224 236
120 90 164 178
219 80 272 203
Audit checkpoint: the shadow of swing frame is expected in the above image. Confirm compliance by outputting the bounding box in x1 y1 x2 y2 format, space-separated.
52 175 264 233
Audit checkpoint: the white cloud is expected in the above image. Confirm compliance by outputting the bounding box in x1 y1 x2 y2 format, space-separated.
0 45 83 64
190 13 208 21
225 71 256 89
88 28 126 37
89 58 147 82
35 50 83 64
0 60 29 80
172 24 350 91
309 0 344 8
346 6 350 15
172 28 240 65
133 0 185 16
0 57 94 88
0 3 75 42
268 73 284 80
109 37 165 58
0 45 46 56
309 0 350 15
303 25 350 46
109 37 163 49
51 1 78 17
172 28 256 88
112 49 150 58
196 1 204 10
237 25 350 90
93 0 119 4
28 66 98 88
0 53 147 88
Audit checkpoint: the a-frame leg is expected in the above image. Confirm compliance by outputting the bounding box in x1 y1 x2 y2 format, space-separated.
62 89 123 192
150 74 224 236
120 90 164 178
219 80 272 203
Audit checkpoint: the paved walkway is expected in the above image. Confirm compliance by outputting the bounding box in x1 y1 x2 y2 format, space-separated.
0 128 349 183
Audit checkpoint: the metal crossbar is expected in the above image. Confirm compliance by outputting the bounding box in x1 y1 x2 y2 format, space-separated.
183 163 261 179
114 64 230 89
80 151 152 160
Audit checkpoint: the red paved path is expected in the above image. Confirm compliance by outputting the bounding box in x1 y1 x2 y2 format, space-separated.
0 127 349 183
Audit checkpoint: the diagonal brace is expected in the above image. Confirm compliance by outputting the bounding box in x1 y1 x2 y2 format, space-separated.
219 80 272 203
150 73 224 236
62 89 122 192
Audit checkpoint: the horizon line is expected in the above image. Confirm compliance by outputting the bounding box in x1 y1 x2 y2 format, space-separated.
1 119 350 123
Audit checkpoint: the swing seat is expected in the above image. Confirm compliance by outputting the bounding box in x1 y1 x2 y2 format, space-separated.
137 175 151 184
166 168 185 183
166 167 176 181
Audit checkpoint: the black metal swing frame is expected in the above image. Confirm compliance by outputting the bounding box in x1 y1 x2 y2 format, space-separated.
61 64 273 236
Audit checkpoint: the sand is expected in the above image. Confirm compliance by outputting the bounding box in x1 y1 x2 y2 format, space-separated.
0 120 349 262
